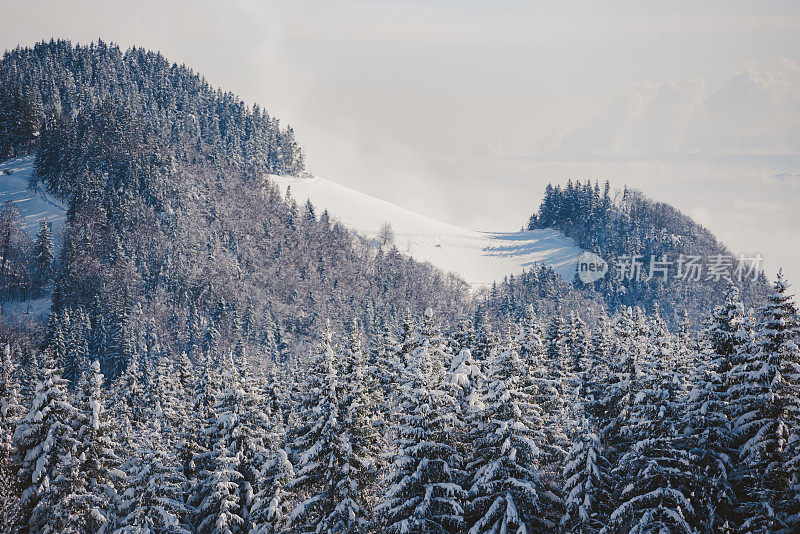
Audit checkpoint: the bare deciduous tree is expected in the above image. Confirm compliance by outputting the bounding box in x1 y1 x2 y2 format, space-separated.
378 221 395 246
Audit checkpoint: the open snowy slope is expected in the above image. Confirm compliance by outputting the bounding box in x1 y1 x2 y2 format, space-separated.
0 156 66 234
272 173 584 288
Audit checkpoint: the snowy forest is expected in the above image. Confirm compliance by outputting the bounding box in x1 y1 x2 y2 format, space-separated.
525 181 770 329
0 39 799 533
2 281 800 533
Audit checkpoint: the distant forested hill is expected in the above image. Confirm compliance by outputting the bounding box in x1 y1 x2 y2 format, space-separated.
0 39 303 175
525 180 770 327
0 39 470 379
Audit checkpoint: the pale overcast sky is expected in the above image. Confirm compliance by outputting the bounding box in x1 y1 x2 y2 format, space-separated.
2 0 799 282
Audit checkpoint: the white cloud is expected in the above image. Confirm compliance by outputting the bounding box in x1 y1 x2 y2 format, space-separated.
546 60 800 157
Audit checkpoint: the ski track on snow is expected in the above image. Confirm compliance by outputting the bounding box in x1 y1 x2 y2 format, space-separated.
0 156 66 234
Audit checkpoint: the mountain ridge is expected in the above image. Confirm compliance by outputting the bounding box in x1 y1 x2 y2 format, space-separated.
273 172 585 288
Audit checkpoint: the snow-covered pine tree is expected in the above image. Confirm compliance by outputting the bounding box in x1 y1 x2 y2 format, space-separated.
728 271 800 531
371 315 401 384
73 310 92 382
32 219 54 292
285 327 336 530
0 344 24 531
708 283 748 375
193 398 244 533
178 351 195 400
111 350 149 445
46 308 70 381
185 304 204 357
560 418 613 534
19 346 41 401
88 299 107 371
546 311 571 372
281 353 303 439
57 307 89 386
172 351 196 466
249 448 294 534
151 355 186 447
193 352 269 533
289 322 379 532
583 317 612 406
203 325 220 357
398 308 421 367
447 347 485 420
466 343 547 533
261 321 280 363
605 335 700 533
340 318 383 504
683 283 746 532
471 310 500 365
75 359 124 532
451 316 477 357
374 316 404 425
528 313 575 488
366 315 399 433
105 288 135 381
445 344 485 514
646 305 674 369
516 304 545 367
596 306 641 457
376 308 466 534
567 311 589 376
181 352 221 488
13 349 84 532
606 439 699 533
115 415 190 533
675 309 697 364
260 363 286 422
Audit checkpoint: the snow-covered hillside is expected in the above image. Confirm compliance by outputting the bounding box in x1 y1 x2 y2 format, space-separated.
272 173 584 288
0 156 66 234
0 156 582 289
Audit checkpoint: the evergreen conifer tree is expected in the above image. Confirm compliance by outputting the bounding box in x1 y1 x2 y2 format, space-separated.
377 309 465 534
466 344 547 533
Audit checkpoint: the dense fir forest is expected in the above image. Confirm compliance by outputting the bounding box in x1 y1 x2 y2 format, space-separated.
0 39 799 534
526 181 770 329
0 39 471 377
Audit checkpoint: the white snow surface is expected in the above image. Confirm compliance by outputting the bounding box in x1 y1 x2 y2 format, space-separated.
2 296 52 321
272 173 584 289
0 156 66 234
0 157 583 289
